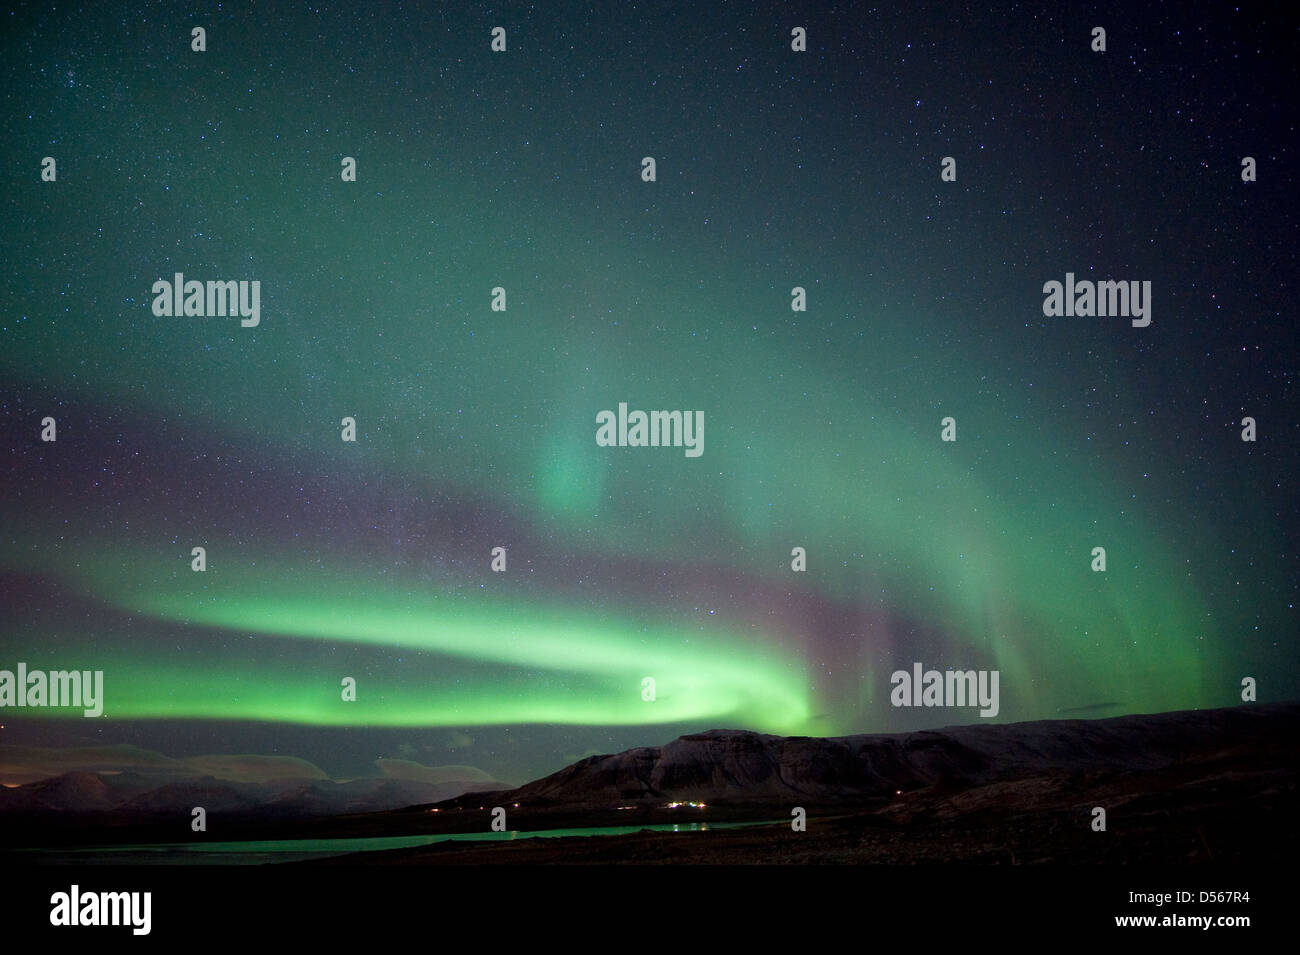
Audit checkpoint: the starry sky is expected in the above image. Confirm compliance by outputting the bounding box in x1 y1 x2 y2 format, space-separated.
1 1 1296 786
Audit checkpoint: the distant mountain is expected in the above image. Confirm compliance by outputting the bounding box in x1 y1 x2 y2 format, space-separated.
0 770 505 817
2 770 119 812
444 702 1300 809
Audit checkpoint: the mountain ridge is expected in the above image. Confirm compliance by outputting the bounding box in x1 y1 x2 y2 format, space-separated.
438 702 1300 810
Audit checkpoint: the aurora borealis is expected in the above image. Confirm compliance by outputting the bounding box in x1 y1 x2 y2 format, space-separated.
1 1 1296 787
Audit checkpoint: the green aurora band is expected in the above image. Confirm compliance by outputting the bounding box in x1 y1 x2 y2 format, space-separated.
0 99 1262 735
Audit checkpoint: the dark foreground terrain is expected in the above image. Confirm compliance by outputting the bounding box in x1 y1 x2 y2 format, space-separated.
305 702 1298 864
5 702 1295 864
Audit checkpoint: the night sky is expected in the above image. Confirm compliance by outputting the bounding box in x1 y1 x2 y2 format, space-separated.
1 1 1296 787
